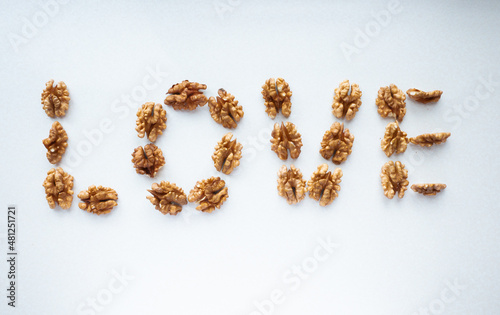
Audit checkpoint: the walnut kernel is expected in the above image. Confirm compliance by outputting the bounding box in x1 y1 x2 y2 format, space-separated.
164 80 208 110
147 181 188 215
41 79 70 118
208 89 244 128
376 84 406 122
406 89 443 103
332 80 362 120
262 78 292 119
410 132 451 147
381 121 408 157
319 122 354 164
411 183 447 196
43 167 74 209
277 165 307 205
43 121 68 164
78 185 118 215
135 102 167 142
212 133 243 175
131 143 165 177
188 177 228 213
270 122 302 160
308 164 343 206
380 161 409 199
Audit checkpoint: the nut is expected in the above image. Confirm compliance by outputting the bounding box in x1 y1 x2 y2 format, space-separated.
164 80 208 110
411 183 447 196
208 89 244 128
41 79 70 118
381 121 408 157
410 132 451 147
376 84 406 122
406 88 443 103
319 122 354 164
147 181 188 215
212 133 243 175
332 80 362 120
188 177 228 213
270 122 303 160
135 102 167 142
42 121 68 164
78 185 118 215
261 78 292 119
131 143 165 177
380 161 409 199
42 167 74 209
308 164 343 206
277 165 307 205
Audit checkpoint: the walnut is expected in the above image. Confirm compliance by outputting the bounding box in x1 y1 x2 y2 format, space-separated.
42 121 68 164
188 177 228 213
308 164 343 206
381 121 408 157
164 80 208 110
332 80 362 120
277 165 307 205
261 78 292 119
41 79 70 118
78 185 118 215
376 84 406 122
135 102 167 142
319 122 354 164
131 143 165 177
380 161 409 199
270 122 302 160
208 89 244 128
147 181 187 215
406 89 443 104
409 132 451 147
212 133 243 175
42 167 74 209
411 183 447 196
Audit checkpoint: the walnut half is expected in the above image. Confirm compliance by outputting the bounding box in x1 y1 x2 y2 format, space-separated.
411 183 447 196
319 122 354 164
277 165 307 205
41 79 70 118
381 121 408 157
410 132 451 147
43 167 74 209
406 89 443 104
380 161 409 199
43 121 68 164
188 177 228 213
308 164 343 206
270 122 303 160
332 80 362 120
135 102 167 142
376 84 406 122
164 80 208 110
131 143 165 177
212 133 243 175
78 186 118 215
262 78 292 119
147 181 188 215
208 89 244 128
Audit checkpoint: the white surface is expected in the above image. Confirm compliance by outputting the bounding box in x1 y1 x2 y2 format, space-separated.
1 0 500 314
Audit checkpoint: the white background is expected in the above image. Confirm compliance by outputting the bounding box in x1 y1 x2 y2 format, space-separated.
1 0 499 314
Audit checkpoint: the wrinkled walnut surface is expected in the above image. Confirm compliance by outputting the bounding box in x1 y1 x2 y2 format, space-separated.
208 89 244 128
411 183 447 196
271 122 302 160
78 185 118 215
43 121 68 164
262 78 292 119
380 161 409 199
147 181 187 215
43 167 74 209
41 79 70 118
135 102 167 142
131 143 165 177
212 133 243 175
381 121 408 157
277 165 307 205
410 132 451 147
406 89 443 104
332 80 362 120
188 177 228 213
308 164 343 206
164 80 208 110
320 122 354 164
376 84 406 122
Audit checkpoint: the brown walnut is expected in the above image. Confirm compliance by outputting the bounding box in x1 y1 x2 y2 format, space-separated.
208 89 244 128
78 185 118 215
410 132 451 147
308 164 343 206
319 122 354 164
406 89 443 104
42 167 74 209
332 80 362 120
41 79 70 118
135 102 167 142
380 161 409 199
131 143 165 177
212 133 243 175
376 84 406 122
411 183 447 196
188 177 228 213
261 78 292 119
277 165 307 205
43 121 68 164
147 181 188 215
164 80 208 110
381 121 408 157
270 122 302 160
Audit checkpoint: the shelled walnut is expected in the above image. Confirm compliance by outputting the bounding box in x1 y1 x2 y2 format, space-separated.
42 121 68 164
319 122 354 164
188 177 228 213
380 161 409 199
41 79 70 118
147 181 188 215
131 143 165 177
406 89 443 103
270 122 302 160
332 80 362 120
212 133 242 175
208 89 244 128
164 80 208 110
42 167 74 209
261 78 292 119
277 165 307 205
78 185 118 215
376 84 406 122
411 183 447 196
410 132 451 147
381 121 408 157
308 164 343 206
135 102 167 142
